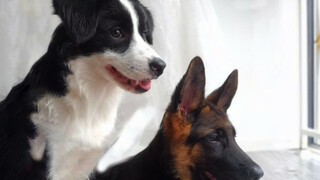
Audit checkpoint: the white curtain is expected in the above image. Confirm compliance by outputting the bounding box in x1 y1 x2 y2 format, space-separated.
0 0 301 172
316 0 320 138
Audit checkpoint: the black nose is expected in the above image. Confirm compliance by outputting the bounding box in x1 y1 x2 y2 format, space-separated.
249 165 264 180
149 58 166 77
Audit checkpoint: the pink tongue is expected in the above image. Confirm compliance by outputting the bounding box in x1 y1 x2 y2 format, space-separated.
138 80 151 91
205 172 216 180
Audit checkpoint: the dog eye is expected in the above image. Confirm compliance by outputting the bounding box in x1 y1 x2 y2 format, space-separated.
111 28 124 39
208 133 219 142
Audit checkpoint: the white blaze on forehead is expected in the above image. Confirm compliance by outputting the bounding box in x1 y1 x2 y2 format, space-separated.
119 0 160 59
119 0 140 36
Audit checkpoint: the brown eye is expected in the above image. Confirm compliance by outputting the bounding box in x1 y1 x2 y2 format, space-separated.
208 133 219 142
111 29 124 39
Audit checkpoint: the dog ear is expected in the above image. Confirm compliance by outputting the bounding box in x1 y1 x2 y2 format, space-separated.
52 0 99 44
144 7 154 44
167 56 206 116
206 70 238 111
135 2 154 44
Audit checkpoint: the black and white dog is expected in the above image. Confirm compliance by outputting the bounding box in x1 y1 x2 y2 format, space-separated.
0 0 165 179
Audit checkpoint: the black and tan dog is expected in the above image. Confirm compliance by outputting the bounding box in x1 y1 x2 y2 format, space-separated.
92 57 264 180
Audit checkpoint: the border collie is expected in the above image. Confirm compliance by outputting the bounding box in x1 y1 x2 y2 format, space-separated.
0 0 165 179
92 57 264 180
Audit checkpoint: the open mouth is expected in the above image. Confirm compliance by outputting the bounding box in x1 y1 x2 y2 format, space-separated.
204 171 217 180
106 65 151 93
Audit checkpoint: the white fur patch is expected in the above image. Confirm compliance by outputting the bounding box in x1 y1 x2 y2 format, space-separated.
29 128 46 161
31 55 124 180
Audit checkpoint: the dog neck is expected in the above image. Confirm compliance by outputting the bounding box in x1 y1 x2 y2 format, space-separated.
95 129 178 180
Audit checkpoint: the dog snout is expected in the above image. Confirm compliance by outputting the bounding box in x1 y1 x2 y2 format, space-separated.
248 165 264 180
149 58 166 77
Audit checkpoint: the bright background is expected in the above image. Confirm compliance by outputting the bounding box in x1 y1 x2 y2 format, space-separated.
0 0 301 171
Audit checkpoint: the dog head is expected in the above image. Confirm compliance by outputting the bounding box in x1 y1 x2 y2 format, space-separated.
52 0 165 93
163 57 263 180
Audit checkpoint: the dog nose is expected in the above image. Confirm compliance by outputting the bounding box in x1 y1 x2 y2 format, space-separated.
249 165 264 180
149 58 166 76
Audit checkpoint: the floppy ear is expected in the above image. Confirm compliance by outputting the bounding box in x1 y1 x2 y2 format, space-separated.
167 56 206 116
144 8 154 44
52 0 99 44
206 70 238 111
134 2 154 44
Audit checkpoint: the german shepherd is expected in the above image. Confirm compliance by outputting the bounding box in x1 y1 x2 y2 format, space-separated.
92 57 264 180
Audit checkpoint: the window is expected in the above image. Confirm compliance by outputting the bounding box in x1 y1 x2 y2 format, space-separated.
301 0 320 149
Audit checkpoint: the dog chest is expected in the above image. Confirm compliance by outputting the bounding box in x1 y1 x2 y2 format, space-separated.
30 80 123 179
31 91 121 147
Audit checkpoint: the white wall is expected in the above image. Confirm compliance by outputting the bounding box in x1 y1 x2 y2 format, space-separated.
207 0 301 151
0 0 301 170
0 0 60 93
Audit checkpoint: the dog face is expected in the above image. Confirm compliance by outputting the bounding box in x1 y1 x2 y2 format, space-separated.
163 57 263 180
53 0 165 93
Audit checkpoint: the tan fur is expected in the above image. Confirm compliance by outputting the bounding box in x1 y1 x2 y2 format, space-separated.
163 110 201 180
171 144 201 180
164 111 191 141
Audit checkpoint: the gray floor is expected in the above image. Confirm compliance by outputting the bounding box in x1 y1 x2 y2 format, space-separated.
248 150 320 180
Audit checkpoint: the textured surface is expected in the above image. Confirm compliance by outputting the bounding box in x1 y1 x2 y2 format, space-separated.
248 150 320 180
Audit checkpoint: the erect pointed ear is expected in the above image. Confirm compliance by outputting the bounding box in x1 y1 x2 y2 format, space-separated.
52 0 99 44
167 56 206 116
206 70 238 111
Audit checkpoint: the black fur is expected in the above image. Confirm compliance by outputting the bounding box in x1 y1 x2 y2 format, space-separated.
53 0 100 45
131 0 154 44
0 0 154 179
92 129 177 180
